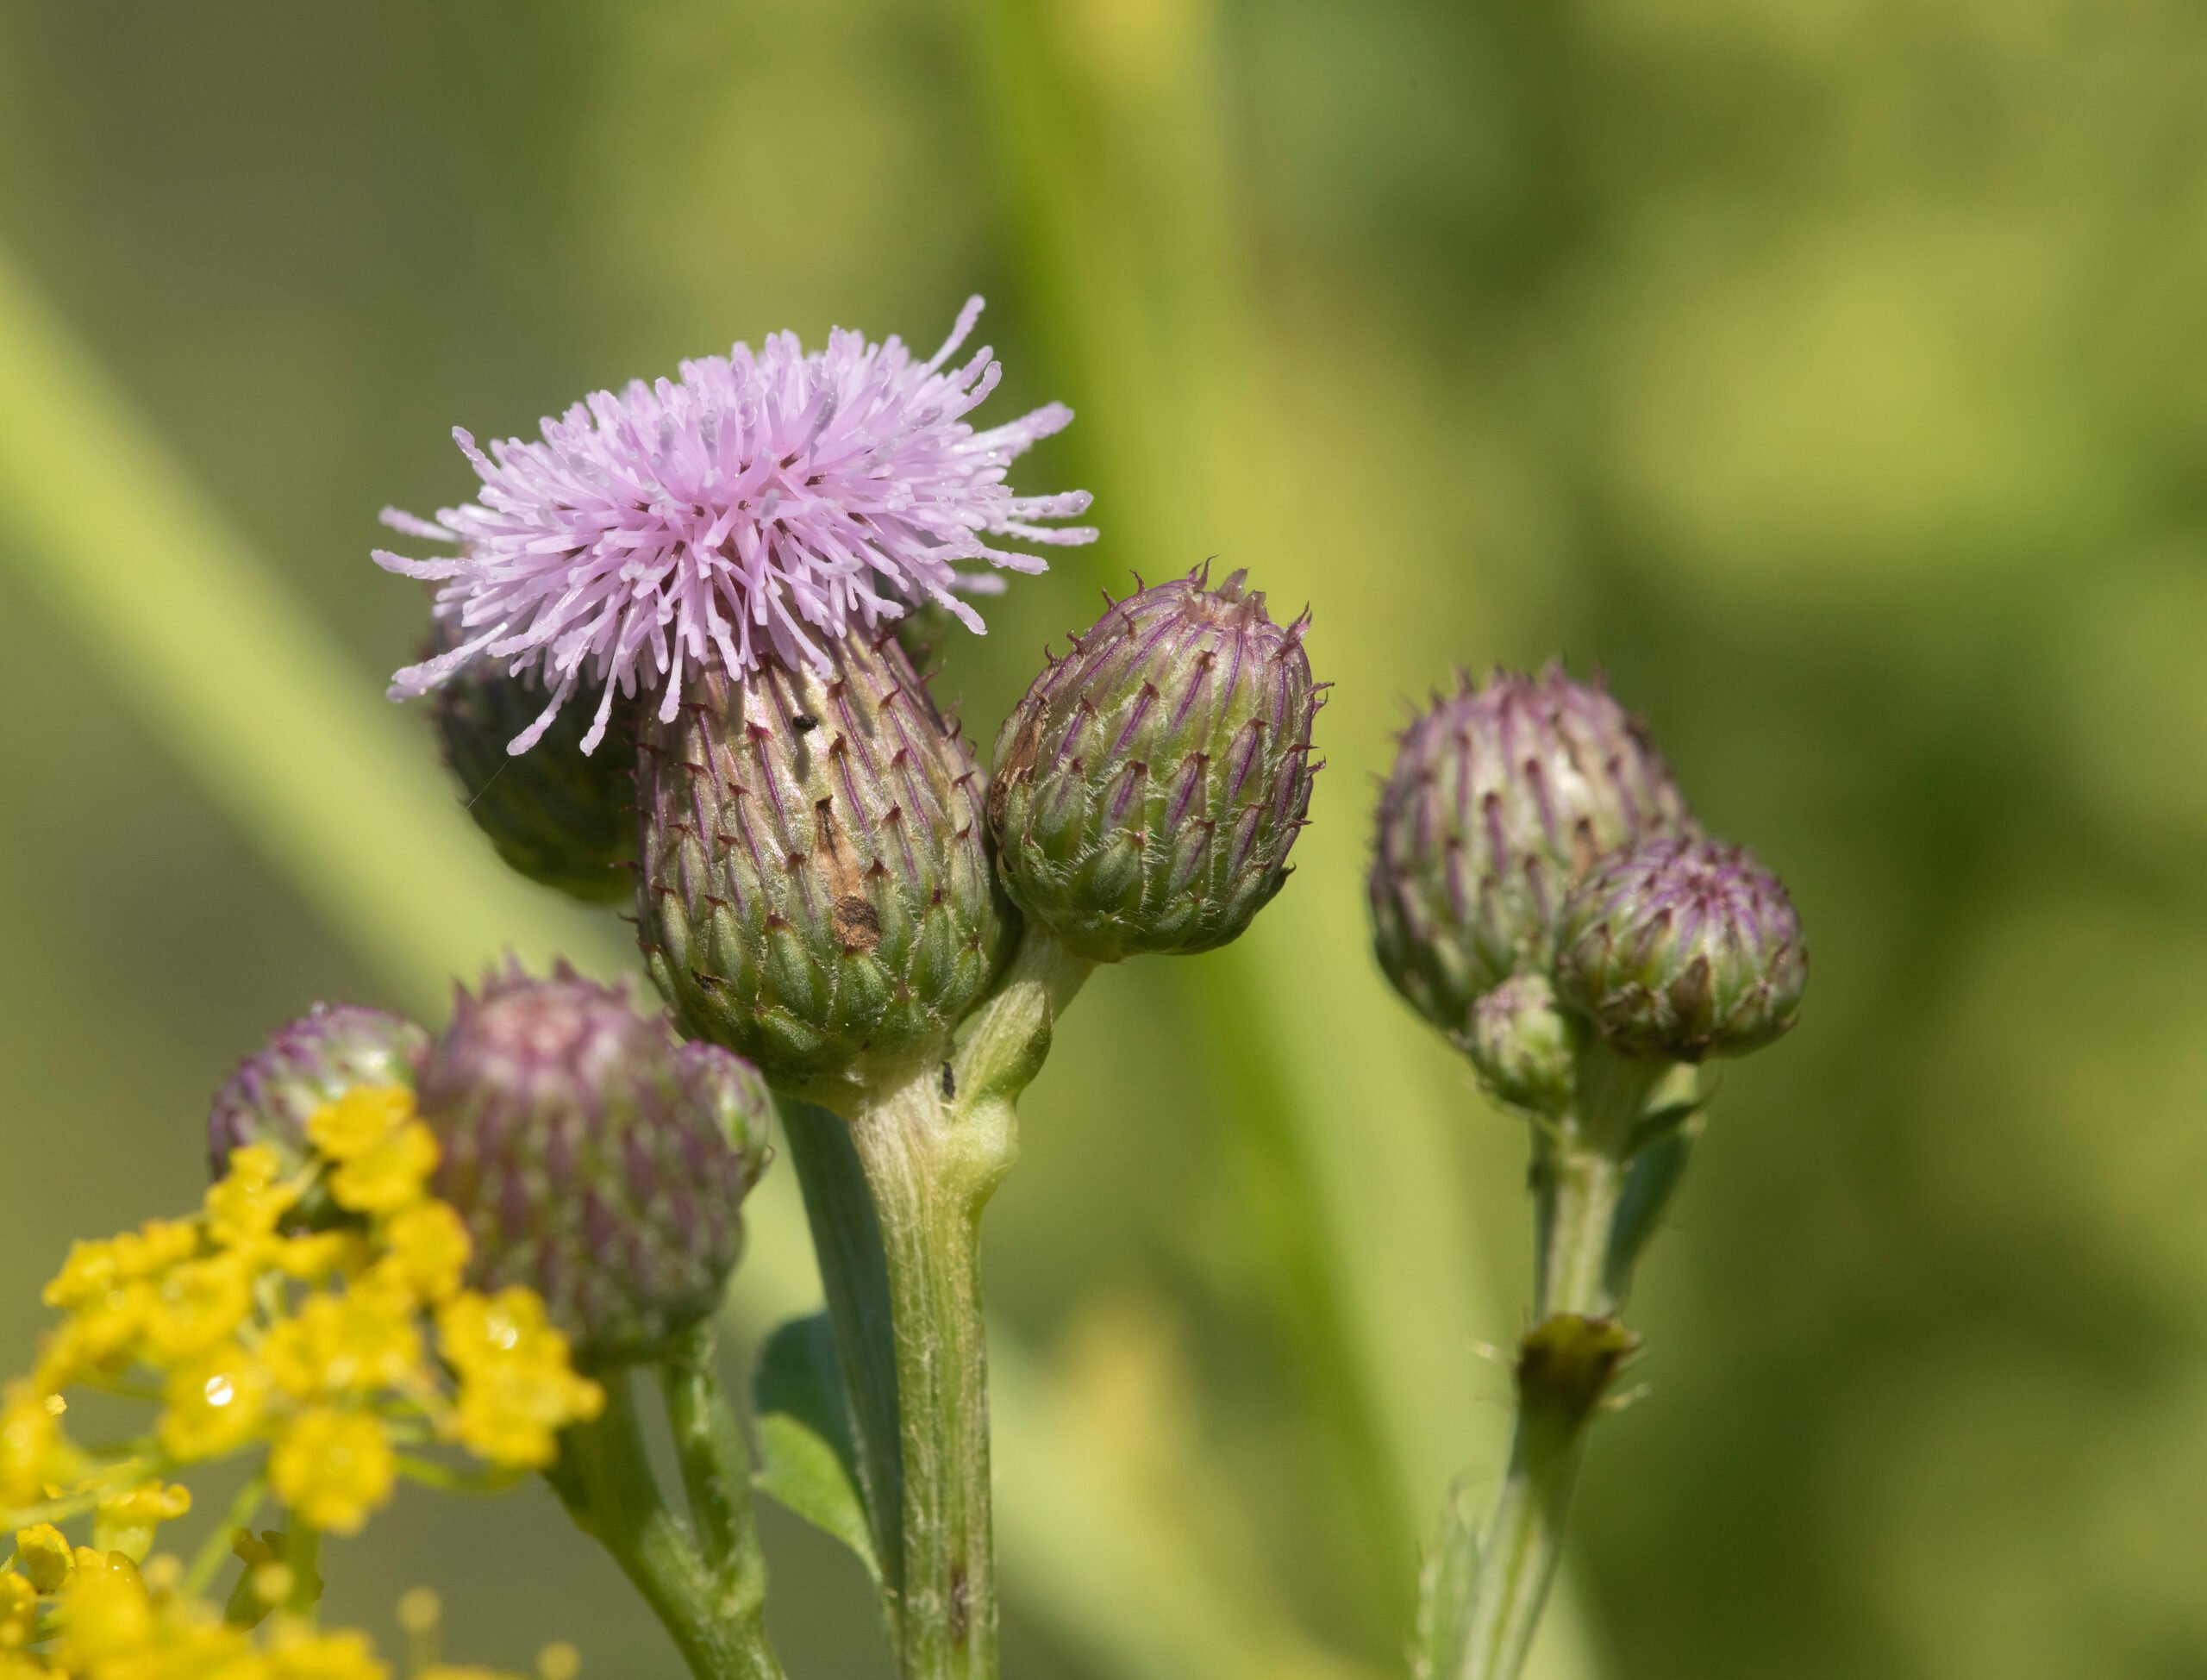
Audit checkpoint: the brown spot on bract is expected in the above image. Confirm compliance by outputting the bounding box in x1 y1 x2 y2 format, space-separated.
811 796 880 951
833 894 882 952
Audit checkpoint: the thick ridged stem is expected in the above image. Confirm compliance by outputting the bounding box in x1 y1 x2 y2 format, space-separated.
556 1373 784 1680
847 1073 1002 1680
812 928 1090 1680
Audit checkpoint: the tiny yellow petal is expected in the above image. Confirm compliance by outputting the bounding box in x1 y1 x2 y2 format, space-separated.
14 1524 72 1594
158 1344 272 1462
329 1124 440 1216
270 1409 395 1537
307 1087 416 1163
381 1202 472 1304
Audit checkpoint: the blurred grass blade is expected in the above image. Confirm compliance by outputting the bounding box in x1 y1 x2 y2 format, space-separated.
0 248 622 1008
970 3 1607 1673
0 245 1354 1680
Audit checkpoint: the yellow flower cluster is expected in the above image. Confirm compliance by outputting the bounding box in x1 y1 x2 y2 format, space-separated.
0 1542 548 1680
10 1086 602 1551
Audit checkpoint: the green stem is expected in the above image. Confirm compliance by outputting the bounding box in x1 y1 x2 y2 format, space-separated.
1454 1044 1667 1680
811 928 1089 1680
184 1475 264 1598
1532 1139 1629 1321
845 1069 1005 1680
661 1322 772 1603
554 1372 784 1680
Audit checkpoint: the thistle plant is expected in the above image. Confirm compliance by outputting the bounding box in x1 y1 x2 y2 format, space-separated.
1372 669 1806 1680
0 297 1810 1680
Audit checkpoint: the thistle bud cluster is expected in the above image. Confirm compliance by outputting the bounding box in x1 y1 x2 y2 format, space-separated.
617 565 1322 1104
1372 665 1805 1102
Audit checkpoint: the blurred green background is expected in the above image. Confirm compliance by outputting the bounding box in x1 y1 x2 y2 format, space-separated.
3 3 2204 1677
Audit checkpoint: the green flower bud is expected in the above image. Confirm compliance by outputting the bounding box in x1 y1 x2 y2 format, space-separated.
208 1004 429 1178
988 569 1322 963
1555 835 1807 1062
1467 972 1576 1115
421 965 772 1366
428 621 638 903
636 633 1011 1103
1369 666 1694 1041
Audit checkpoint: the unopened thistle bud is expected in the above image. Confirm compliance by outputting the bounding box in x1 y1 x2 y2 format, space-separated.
209 1005 429 1178
988 569 1321 963
1370 666 1693 1043
420 966 771 1365
1555 835 1807 1062
637 634 1010 1102
428 621 638 903
1467 972 1576 1115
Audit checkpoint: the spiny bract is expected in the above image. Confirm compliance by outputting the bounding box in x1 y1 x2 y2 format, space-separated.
989 568 1322 964
637 633 1010 1103
1554 834 1807 1062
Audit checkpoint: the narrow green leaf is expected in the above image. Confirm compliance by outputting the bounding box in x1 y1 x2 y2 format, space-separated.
752 1312 879 1583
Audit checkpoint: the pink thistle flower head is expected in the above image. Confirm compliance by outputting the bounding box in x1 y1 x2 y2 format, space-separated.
375 297 1096 755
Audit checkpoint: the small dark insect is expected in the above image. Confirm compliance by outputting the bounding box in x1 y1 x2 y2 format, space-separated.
792 714 819 733
940 1061 957 1100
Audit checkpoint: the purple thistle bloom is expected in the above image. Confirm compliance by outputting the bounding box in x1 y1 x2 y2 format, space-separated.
376 297 1096 756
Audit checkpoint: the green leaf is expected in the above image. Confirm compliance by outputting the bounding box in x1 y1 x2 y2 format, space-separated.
1606 1119 1704 1301
778 1099 904 1589
752 1311 879 1582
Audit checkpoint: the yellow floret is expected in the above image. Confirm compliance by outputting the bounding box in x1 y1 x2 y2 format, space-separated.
435 1290 600 1469
0 1572 34 1648
379 1203 471 1304
53 1551 150 1669
328 1125 440 1217
142 1254 254 1363
306 1088 416 1164
43 1220 197 1311
31 1284 149 1395
269 1409 395 1536
263 1288 424 1402
0 1385 59 1508
264 1623 391 1680
158 1344 272 1462
271 1231 371 1284
94 1480 194 1562
435 1290 552 1374
206 1161 302 1252
15 1524 73 1594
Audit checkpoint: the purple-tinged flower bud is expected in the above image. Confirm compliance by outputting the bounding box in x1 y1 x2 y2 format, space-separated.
1555 836 1807 1062
209 1005 430 1179
1467 972 1576 1115
1369 666 1694 1042
636 634 1010 1104
428 620 638 903
988 569 1322 963
420 965 772 1366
